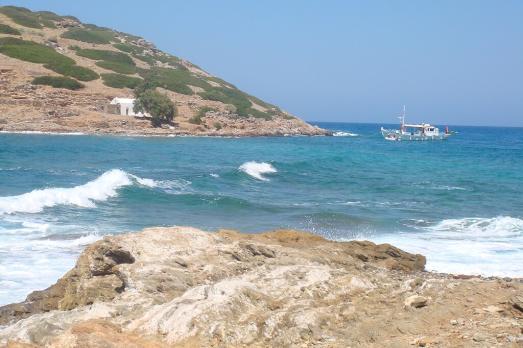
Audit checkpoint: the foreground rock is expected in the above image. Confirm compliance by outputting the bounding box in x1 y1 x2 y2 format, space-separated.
0 227 521 347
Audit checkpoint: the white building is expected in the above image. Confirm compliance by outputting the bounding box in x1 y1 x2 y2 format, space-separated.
109 98 149 117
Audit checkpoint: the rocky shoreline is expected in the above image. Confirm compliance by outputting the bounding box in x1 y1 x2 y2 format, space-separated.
0 227 521 347
0 125 331 137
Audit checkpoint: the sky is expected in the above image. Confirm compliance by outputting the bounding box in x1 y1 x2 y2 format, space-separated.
1 0 522 126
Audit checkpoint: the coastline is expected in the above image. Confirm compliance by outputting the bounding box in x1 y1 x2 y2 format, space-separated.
0 129 332 138
1 226 521 347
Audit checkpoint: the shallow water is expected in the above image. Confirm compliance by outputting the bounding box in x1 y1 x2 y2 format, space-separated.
0 123 522 304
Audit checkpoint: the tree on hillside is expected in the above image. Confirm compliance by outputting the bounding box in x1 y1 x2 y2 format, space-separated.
134 80 156 96
133 88 176 127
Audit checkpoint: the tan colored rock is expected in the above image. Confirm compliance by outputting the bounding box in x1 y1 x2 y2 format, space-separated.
49 320 167 348
511 294 523 312
0 239 134 324
405 295 429 308
484 305 503 313
0 227 521 347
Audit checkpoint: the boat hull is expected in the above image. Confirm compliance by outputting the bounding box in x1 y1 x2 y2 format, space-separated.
381 129 451 141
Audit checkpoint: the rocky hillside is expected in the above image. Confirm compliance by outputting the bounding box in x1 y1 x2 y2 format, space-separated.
0 6 327 136
0 227 521 347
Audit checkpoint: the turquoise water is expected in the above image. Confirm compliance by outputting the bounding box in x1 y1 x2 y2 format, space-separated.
0 123 522 304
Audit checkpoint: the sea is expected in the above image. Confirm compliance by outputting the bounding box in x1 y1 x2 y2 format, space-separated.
0 123 522 305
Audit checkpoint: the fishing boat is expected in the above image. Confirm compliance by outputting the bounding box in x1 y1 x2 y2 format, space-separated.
380 106 452 141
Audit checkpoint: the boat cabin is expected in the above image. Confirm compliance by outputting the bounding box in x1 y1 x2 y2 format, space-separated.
402 123 440 137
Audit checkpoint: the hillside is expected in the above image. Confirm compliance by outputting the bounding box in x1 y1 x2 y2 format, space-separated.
0 6 327 136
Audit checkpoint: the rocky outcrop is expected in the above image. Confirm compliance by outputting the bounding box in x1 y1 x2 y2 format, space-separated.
0 240 134 325
0 227 521 347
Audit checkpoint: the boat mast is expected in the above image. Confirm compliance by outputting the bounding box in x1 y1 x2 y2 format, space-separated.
399 105 406 131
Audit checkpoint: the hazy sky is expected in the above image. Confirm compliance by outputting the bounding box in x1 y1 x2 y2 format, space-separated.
2 0 522 126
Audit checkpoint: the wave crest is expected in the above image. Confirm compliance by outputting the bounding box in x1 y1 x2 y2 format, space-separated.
427 216 523 237
0 169 156 214
333 131 358 137
239 161 277 181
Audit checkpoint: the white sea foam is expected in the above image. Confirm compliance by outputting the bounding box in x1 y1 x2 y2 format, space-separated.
157 179 192 195
333 131 358 137
130 174 157 188
370 216 523 277
0 223 101 305
239 161 277 181
432 185 467 191
340 201 363 206
415 181 468 191
0 169 157 215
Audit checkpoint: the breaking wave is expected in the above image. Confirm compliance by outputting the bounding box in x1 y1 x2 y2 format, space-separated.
371 216 523 277
0 219 101 305
239 161 277 181
0 169 159 215
333 131 358 137
426 216 523 238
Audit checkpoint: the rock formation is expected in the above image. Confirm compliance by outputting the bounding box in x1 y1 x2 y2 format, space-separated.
0 227 521 347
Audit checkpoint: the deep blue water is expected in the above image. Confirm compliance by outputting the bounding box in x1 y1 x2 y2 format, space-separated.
0 123 522 304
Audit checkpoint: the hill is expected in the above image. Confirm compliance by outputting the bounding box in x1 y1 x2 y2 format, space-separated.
0 6 327 136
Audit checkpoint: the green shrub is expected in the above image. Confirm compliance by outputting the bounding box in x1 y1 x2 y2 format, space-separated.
249 109 274 120
40 19 56 28
199 86 272 119
133 54 156 66
102 73 142 89
0 37 74 65
0 6 42 28
75 48 138 75
0 6 58 29
32 76 84 90
113 43 144 55
96 60 136 75
83 23 111 31
188 115 202 125
0 24 21 35
207 76 237 89
75 48 134 65
189 106 213 125
134 89 176 127
62 15 80 22
140 67 210 95
155 54 185 68
35 11 62 21
44 61 98 81
61 28 115 44
248 95 277 111
0 38 99 82
199 87 249 113
120 32 143 42
113 43 158 66
213 122 222 130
